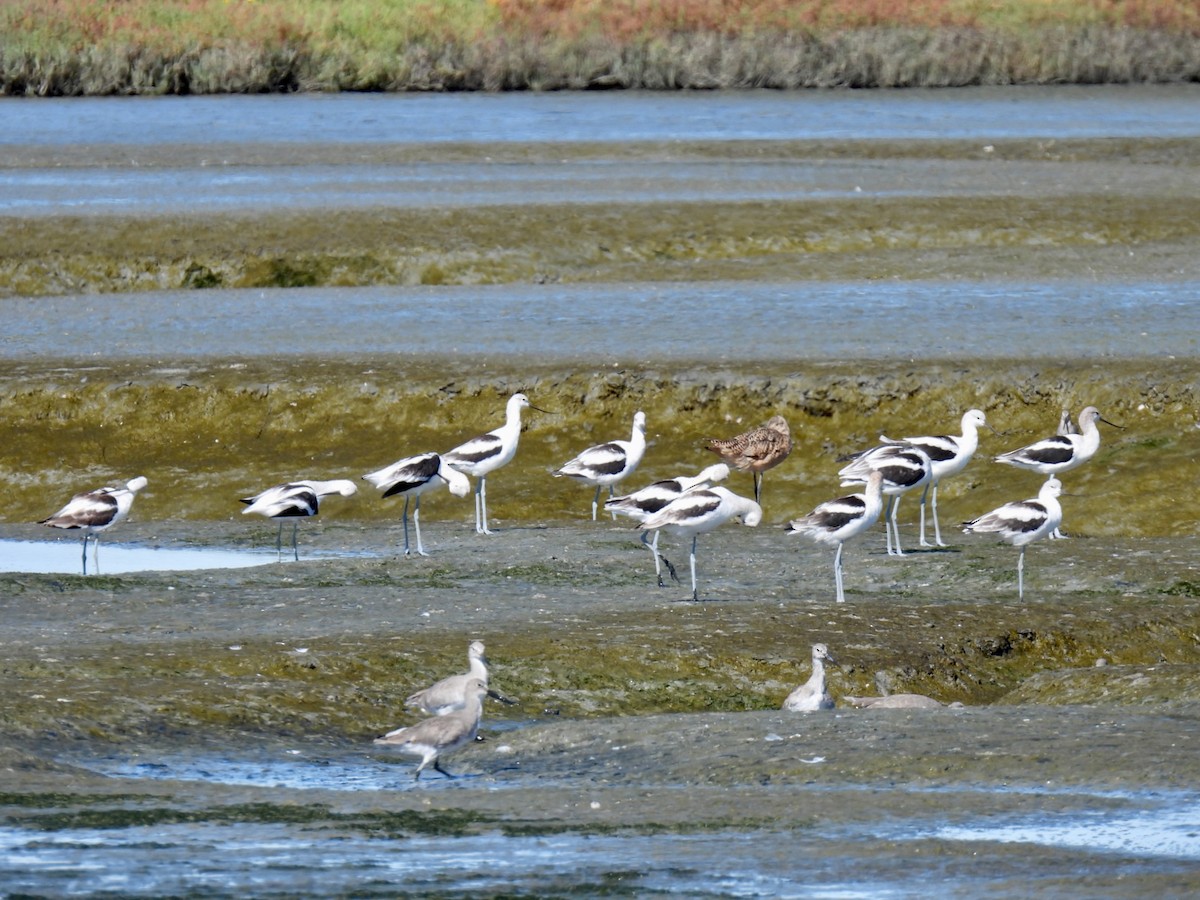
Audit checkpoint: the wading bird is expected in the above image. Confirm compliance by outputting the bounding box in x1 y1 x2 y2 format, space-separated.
785 471 885 604
39 476 148 574
363 452 470 556
554 410 647 520
240 479 358 561
838 444 932 556
640 486 762 601
374 677 489 780
703 415 792 504
963 476 1064 600
605 463 730 586
443 392 548 535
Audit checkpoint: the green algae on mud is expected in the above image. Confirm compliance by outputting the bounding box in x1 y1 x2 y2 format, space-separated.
0 357 1195 537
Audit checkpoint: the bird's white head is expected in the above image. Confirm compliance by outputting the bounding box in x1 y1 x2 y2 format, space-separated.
468 640 486 659
698 463 731 484
741 501 764 527
126 476 149 493
633 410 647 430
330 480 359 498
440 461 472 498
1040 477 1063 500
812 643 835 664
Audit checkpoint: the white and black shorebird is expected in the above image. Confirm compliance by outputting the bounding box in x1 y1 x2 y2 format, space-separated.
838 443 933 557
375 677 489 781
782 643 837 712
786 471 885 604
363 452 470 556
554 410 648 520
240 479 358 561
879 409 992 548
1057 409 1079 436
640 485 762 601
443 392 548 535
994 406 1120 477
406 639 496 716
963 476 1064 600
703 414 792 504
39 476 148 574
605 463 730 586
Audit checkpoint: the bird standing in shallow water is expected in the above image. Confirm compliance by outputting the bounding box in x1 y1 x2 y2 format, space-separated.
703 415 792 504
554 410 647 520
40 476 148 574
880 409 992 548
363 452 470 556
240 479 358 561
443 392 547 535
605 463 730 586
782 643 837 711
963 476 1064 600
640 485 762 601
375 677 488 780
786 471 885 604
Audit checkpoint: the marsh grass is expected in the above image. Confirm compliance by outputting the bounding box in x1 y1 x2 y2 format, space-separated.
1 0 1198 94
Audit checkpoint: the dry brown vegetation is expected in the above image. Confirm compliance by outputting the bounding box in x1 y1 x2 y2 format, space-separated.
1 0 1198 94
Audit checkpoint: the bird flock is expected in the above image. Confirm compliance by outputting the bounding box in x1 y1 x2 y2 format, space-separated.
37 395 1120 602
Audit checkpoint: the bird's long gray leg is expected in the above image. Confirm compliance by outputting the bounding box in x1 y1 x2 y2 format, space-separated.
931 482 947 547
834 541 845 604
433 760 456 779
291 521 299 561
754 472 763 504
689 535 699 601
414 496 429 557
890 496 905 556
479 478 492 535
1017 546 1026 600
80 534 89 575
918 483 932 548
401 496 412 555
590 485 601 521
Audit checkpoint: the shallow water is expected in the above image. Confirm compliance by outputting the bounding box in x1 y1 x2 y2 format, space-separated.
7 280 1197 363
0 538 368 574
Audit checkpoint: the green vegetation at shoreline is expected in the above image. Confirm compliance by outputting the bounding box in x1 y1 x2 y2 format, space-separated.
1 0 1198 95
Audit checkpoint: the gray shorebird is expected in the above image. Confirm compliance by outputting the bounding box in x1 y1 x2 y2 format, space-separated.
406 640 492 716
40 476 148 574
782 643 836 712
703 415 792 504
375 677 488 780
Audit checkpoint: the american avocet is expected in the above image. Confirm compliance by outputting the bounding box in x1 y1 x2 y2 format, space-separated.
963 476 1063 600
994 406 1121 477
240 479 358 561
39 476 148 574
605 463 731 586
703 414 792 503
375 677 488 780
880 409 991 547
785 471 885 604
406 640 492 716
443 392 548 535
554 410 647 520
363 452 470 556
640 485 762 601
782 643 836 712
838 444 932 556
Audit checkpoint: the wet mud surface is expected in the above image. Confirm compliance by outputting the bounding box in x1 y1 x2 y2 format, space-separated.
1 520 1198 895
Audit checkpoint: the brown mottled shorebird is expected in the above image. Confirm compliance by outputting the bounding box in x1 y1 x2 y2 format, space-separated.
375 677 488 780
703 415 792 504
782 643 836 712
40 476 148 574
